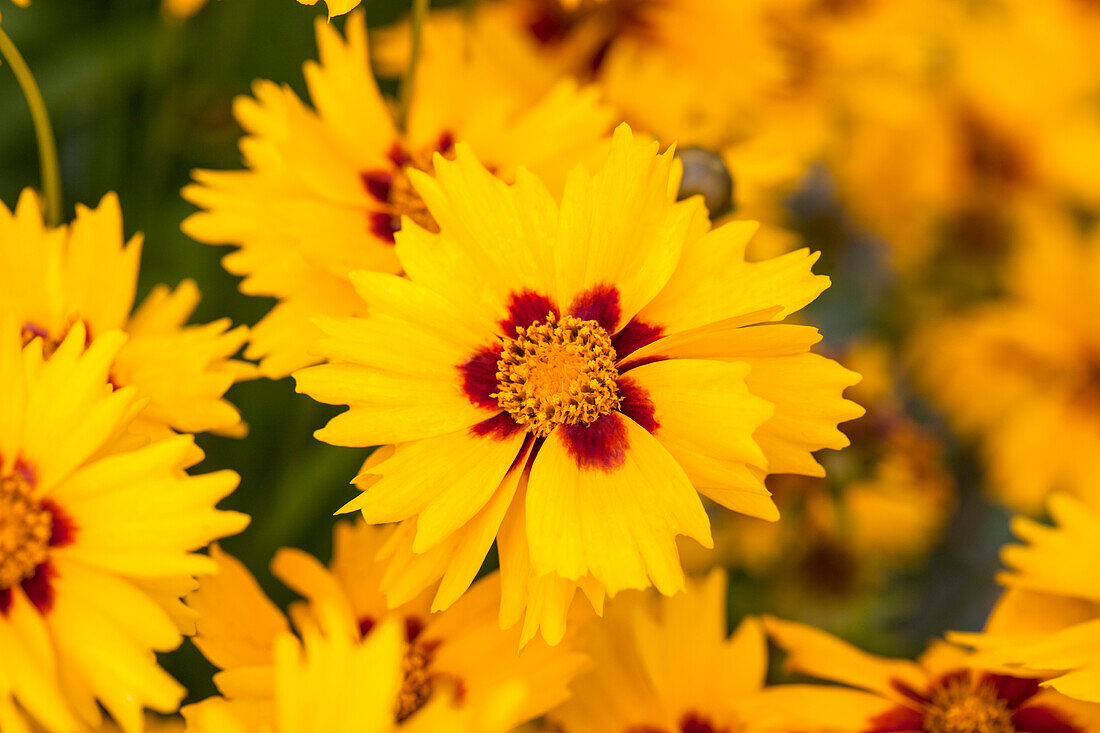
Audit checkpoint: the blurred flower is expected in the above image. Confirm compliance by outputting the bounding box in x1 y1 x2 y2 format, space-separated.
914 206 1100 513
0 190 252 448
294 123 861 644
373 0 819 234
765 617 1100 732
296 0 361 18
185 520 586 731
830 0 1100 274
185 611 476 733
183 11 614 377
548 569 888 733
0 321 248 733
953 493 1100 704
161 0 210 20
683 341 953 609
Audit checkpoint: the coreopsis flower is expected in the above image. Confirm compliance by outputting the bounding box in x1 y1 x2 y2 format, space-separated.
914 206 1100 513
0 320 248 733
765 617 1100 733
953 494 1100 704
185 612 474 733
0 190 251 445
183 11 613 377
295 123 863 643
185 520 586 730
373 0 816 229
547 569 890 733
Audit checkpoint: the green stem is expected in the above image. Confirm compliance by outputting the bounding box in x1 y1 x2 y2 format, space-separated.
397 0 431 132
0 25 62 226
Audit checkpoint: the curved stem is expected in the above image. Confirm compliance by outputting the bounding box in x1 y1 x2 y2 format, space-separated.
396 0 430 132
0 26 62 226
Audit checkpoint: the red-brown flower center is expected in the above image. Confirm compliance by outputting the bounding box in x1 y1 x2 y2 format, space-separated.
923 678 1015 733
362 134 456 242
395 637 437 722
494 313 622 438
0 470 52 591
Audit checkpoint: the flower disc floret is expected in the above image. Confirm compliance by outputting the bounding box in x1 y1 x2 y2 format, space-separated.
493 313 621 437
924 677 1014 733
0 471 52 590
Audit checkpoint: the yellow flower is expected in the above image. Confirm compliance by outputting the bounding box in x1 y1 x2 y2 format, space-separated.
765 617 1100 733
185 612 474 733
0 190 251 445
296 0 360 18
0 320 248 733
953 494 1100 704
294 123 862 644
914 205 1100 513
183 11 614 377
184 520 586 731
548 569 889 733
374 0 816 226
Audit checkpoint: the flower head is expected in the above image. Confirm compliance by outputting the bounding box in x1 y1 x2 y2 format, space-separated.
295 123 862 644
183 11 614 377
952 494 1100 704
0 319 248 733
185 612 471 733
765 617 1097 733
0 190 251 444
185 520 586 731
548 569 888 733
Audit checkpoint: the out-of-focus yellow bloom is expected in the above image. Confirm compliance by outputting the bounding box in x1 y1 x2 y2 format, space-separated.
161 0 209 20
953 494 1100 704
183 11 614 377
549 569 890 733
915 206 1100 513
296 0 361 18
683 341 953 606
293 123 861 645
0 190 252 446
831 0 1100 273
185 521 586 732
373 0 819 230
185 611 477 733
0 321 248 733
766 617 1100 732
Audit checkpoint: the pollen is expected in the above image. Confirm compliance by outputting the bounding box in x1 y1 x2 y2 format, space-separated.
0 471 53 591
395 639 436 723
923 677 1015 733
494 313 621 437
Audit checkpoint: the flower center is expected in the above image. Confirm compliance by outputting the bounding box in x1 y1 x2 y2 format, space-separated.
0 472 53 591
390 149 443 234
494 313 621 438
395 638 436 723
923 678 1015 733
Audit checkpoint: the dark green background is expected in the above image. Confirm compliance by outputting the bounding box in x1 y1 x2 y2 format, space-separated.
0 0 1011 702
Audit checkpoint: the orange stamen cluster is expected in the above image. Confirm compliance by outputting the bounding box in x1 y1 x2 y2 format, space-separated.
0 472 52 590
494 313 621 437
923 677 1015 733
